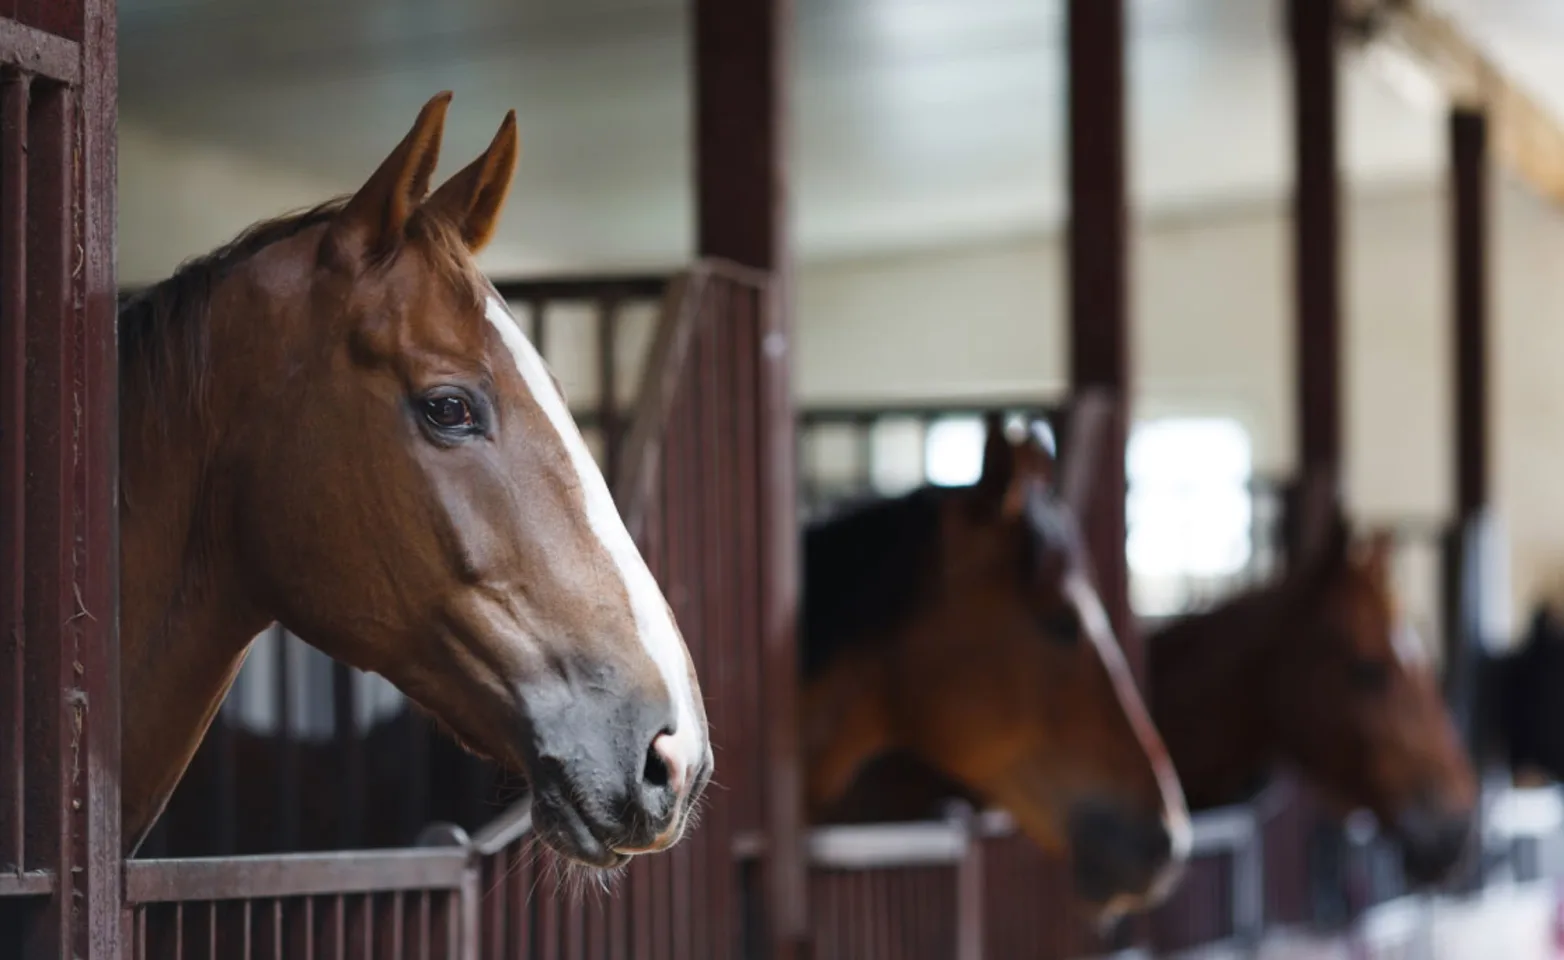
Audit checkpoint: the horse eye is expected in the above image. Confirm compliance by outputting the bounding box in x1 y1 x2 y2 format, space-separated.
1349 659 1390 693
1037 605 1082 645
421 396 476 432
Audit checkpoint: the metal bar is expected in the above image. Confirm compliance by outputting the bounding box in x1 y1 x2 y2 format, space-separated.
1451 107 1489 522
0 19 78 82
480 850 504 958
510 844 534 960
530 299 548 358
124 849 469 903
211 700 237 856
415 893 428 960
649 393 684 960
1231 821 1265 945
274 627 300 852
598 298 621 484
0 869 51 895
1289 0 1343 487
693 0 803 947
700 281 734 960
387 892 404 960
0 67 27 875
1066 0 1134 661
806 822 969 869
538 875 561 960
1446 105 1493 871
609 849 627 960
611 271 706 539
731 289 763 837
331 660 363 850
756 228 805 960
19 77 74 960
331 893 345 960
954 818 982 960
400 712 429 851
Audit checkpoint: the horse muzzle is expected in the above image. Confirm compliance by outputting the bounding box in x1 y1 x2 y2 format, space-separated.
519 677 711 867
1395 800 1474 886
1067 798 1187 907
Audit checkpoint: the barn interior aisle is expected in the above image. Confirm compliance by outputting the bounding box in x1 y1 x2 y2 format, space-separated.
8 0 1564 958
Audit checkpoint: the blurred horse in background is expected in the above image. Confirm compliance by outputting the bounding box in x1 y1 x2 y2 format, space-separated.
801 411 1189 914
824 478 1478 888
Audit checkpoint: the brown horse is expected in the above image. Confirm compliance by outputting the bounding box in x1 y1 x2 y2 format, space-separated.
802 414 1190 912
825 491 1478 886
1149 504 1478 884
118 92 710 867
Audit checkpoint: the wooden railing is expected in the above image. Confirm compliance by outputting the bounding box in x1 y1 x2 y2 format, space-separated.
771 800 1268 960
116 259 781 959
124 845 472 960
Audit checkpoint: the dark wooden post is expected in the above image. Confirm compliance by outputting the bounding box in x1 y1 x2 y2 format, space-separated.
1443 107 1490 760
1286 0 1344 562
0 1 120 957
692 0 807 956
1066 0 1133 663
1450 108 1489 527
1066 3 1142 949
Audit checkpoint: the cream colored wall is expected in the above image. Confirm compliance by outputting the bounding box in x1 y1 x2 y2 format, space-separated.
117 122 567 287
117 121 1564 633
795 179 1564 635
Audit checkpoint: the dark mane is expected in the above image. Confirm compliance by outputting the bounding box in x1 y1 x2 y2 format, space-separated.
119 198 348 421
119 198 481 420
1146 585 1285 666
802 486 947 679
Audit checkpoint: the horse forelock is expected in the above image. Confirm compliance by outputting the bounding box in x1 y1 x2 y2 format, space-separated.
801 487 947 679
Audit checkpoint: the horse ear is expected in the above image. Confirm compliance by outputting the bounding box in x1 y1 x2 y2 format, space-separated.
1292 470 1345 570
1056 390 1111 518
424 110 520 253
1355 529 1395 585
330 91 453 263
1294 505 1351 595
1011 422 1058 488
977 412 1016 507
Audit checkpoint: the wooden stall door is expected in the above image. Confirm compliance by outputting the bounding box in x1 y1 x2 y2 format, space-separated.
0 2 121 960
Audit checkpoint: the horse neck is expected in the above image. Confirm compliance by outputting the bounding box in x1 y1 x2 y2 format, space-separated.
119 268 295 854
1149 590 1281 810
797 490 943 818
799 647 893 820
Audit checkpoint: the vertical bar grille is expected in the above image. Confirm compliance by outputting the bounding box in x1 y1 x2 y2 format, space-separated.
0 67 28 876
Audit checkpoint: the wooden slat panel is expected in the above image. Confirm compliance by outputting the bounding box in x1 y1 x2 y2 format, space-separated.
0 67 27 877
125 850 468 903
0 19 79 81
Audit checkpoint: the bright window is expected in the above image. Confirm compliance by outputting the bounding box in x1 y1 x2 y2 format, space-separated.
1127 418 1253 614
924 415 987 487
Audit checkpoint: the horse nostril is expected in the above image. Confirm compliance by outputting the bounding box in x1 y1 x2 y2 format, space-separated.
643 735 672 789
646 731 686 798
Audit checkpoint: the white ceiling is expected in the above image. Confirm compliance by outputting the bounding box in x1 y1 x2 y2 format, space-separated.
115 0 1564 276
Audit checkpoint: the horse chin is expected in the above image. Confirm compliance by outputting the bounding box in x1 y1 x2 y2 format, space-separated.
1090 896 1135 931
1079 875 1177 926
529 789 633 870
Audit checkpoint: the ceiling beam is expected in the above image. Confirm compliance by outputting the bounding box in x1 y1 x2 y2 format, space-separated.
1347 0 1564 206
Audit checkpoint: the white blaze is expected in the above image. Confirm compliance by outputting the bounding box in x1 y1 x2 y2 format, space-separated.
1392 618 1430 670
1064 573 1193 866
483 293 705 776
